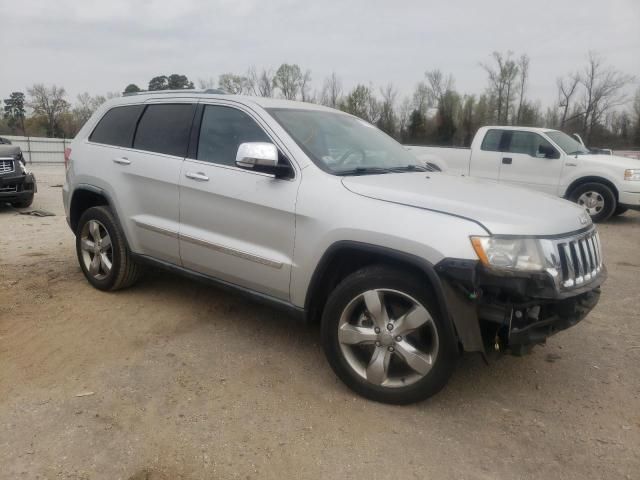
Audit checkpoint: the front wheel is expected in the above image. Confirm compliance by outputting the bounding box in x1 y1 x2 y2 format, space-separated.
321 266 457 404
570 183 616 223
12 195 34 208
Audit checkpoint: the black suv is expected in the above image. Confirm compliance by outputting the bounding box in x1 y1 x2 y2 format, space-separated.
0 145 36 208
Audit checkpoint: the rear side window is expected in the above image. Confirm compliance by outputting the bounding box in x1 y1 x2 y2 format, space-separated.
133 104 195 157
480 129 503 152
197 105 270 166
89 105 143 147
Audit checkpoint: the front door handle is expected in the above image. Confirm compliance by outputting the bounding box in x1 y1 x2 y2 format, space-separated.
113 157 131 165
185 171 209 182
502 157 512 165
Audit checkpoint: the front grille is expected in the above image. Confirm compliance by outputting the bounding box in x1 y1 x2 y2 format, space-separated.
556 230 602 288
0 159 14 173
0 184 18 193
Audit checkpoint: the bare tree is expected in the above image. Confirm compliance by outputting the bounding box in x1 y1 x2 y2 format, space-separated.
557 73 580 128
516 54 530 124
579 51 634 142
74 92 106 124
320 72 342 108
247 67 275 97
397 97 412 139
481 51 519 124
412 81 430 115
377 83 398 136
218 73 249 94
27 84 70 137
198 77 217 89
300 69 313 102
425 69 454 105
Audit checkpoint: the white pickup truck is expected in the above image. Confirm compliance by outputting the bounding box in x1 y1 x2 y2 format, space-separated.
407 126 640 222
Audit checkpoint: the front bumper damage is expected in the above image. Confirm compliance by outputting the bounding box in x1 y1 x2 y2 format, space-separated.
435 258 605 355
0 165 37 204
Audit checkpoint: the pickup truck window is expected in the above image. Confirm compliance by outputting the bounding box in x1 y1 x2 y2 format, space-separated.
133 104 195 157
480 129 503 152
506 131 558 158
546 130 589 155
268 108 421 175
197 105 270 166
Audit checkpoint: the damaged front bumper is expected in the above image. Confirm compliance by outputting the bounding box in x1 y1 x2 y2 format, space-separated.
435 257 606 355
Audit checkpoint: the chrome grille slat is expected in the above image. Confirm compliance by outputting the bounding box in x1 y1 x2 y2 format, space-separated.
556 229 602 290
0 159 14 173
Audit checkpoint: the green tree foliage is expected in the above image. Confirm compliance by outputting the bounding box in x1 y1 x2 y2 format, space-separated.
339 84 379 123
148 75 169 91
123 83 141 94
273 64 303 100
3 92 26 134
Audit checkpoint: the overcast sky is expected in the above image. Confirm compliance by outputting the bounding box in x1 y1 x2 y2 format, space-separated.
1 0 639 109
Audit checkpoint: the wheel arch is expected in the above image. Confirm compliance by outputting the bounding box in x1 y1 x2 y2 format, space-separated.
564 176 619 201
69 185 111 233
304 241 459 344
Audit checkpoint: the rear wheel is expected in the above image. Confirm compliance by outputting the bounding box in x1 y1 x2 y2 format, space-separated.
321 265 457 404
570 183 616 223
76 206 142 291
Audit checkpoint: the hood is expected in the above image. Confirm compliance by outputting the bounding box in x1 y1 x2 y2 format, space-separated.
342 172 590 236
0 145 21 157
581 153 640 169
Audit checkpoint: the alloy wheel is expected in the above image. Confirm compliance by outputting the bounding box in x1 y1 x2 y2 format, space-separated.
577 191 605 216
338 289 439 388
79 219 113 280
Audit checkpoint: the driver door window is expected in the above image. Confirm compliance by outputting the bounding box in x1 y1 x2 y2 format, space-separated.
507 131 558 159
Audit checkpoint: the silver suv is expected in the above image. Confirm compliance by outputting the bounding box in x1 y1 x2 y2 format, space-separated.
63 91 605 404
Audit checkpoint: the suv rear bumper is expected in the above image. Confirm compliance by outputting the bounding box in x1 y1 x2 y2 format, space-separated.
435 258 605 355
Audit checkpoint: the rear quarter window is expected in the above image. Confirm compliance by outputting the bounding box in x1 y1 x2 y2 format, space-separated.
89 105 144 147
133 104 195 157
480 129 503 152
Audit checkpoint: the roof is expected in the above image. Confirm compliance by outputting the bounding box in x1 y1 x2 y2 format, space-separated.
483 125 558 133
110 90 337 112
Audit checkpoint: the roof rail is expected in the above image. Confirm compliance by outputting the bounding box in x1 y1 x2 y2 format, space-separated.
123 88 228 97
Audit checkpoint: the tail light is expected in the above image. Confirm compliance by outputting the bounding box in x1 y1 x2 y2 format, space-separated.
64 147 72 169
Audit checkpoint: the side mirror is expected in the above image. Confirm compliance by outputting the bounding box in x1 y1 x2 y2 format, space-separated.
236 142 278 170
538 145 559 159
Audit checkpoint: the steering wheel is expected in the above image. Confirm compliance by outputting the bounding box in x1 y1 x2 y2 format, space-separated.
336 148 366 167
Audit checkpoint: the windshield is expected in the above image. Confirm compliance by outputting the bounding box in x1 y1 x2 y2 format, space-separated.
267 108 421 174
545 130 590 155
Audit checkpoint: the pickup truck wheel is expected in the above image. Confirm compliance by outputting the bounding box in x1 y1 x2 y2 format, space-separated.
570 183 616 223
321 266 457 404
76 206 142 291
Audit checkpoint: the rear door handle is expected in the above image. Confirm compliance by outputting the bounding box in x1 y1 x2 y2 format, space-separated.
502 157 512 165
112 157 131 165
185 171 209 182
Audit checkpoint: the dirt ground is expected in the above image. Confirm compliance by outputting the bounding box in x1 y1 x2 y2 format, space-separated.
1 165 639 480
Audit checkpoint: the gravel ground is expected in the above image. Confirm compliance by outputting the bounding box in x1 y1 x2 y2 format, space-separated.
1 165 639 480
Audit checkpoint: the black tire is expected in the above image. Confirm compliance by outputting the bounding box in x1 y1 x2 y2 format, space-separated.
76 206 142 291
569 182 616 223
613 205 628 216
321 265 458 404
12 195 34 208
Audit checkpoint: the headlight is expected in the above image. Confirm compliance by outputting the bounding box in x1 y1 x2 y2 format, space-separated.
624 169 640 181
470 236 545 271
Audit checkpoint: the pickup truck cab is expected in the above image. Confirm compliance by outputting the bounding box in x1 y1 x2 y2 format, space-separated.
64 94 605 404
407 126 640 222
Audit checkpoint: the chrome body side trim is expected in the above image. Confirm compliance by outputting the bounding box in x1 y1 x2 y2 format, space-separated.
179 233 284 269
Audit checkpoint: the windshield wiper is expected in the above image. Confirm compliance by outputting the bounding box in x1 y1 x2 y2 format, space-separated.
388 164 428 172
567 150 587 155
335 167 393 176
